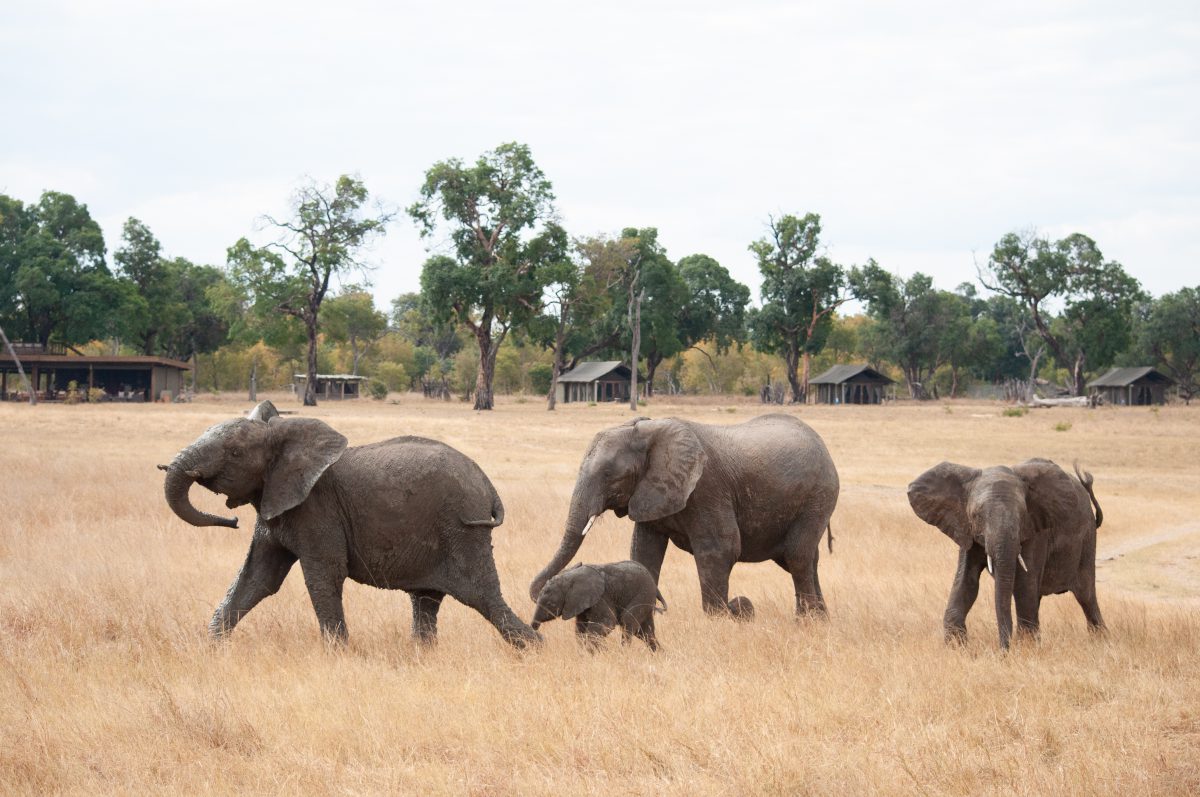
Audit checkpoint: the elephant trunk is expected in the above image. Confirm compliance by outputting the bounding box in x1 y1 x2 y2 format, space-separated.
989 529 1017 649
529 486 600 602
162 451 238 529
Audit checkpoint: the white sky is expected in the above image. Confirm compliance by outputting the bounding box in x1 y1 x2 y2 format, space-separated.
3 1 1197 312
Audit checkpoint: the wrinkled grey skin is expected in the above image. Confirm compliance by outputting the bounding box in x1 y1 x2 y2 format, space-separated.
160 400 539 648
531 561 665 651
530 414 839 619
907 458 1105 649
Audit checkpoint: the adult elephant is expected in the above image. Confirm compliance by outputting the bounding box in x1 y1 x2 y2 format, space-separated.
907 458 1105 649
160 400 539 648
529 414 839 618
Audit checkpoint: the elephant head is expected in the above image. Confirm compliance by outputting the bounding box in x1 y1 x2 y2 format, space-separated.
530 564 604 629
529 418 705 601
907 459 1080 648
159 400 348 528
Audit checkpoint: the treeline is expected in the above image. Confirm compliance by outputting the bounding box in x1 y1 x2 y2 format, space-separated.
2 144 1197 406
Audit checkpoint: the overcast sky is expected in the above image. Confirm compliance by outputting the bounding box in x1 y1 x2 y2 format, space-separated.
3 1 1197 312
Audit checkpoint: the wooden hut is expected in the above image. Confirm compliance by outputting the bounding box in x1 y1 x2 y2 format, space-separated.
293 373 368 400
556 361 634 404
0 343 190 402
809 364 894 405
1086 367 1173 406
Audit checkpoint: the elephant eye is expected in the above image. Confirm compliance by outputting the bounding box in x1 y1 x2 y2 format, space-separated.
230 447 243 458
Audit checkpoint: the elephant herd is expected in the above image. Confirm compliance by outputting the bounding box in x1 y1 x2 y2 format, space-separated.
160 401 1106 652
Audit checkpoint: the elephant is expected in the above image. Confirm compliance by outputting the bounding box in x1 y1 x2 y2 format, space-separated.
159 400 539 648
531 561 666 651
529 413 839 619
907 458 1105 649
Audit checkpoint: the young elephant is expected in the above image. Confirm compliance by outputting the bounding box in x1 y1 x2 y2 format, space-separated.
531 561 665 650
907 458 1105 649
159 400 539 648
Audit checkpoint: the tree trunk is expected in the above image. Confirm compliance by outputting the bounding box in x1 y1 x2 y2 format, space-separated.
248 355 258 402
629 287 644 411
303 316 319 407
800 349 812 405
1071 352 1086 397
474 329 497 411
644 353 663 398
785 344 802 403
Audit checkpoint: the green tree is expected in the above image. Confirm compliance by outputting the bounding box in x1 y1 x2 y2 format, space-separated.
980 231 1145 395
409 142 567 410
323 287 388 375
1136 287 1200 403
850 263 968 399
748 213 850 402
0 191 128 348
229 175 391 405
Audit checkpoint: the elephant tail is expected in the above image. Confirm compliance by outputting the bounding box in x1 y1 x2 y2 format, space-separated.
654 588 668 614
1074 461 1103 529
826 521 834 554
460 490 506 528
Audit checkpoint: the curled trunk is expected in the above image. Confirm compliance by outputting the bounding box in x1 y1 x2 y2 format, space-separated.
163 459 238 528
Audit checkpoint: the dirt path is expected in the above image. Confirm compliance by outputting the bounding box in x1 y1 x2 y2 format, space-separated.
1097 522 1200 605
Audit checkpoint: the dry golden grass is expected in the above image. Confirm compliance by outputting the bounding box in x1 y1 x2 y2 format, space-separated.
1 394 1198 795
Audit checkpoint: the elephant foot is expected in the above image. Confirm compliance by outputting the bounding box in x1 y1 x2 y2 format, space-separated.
943 626 968 646
727 596 755 620
502 626 543 649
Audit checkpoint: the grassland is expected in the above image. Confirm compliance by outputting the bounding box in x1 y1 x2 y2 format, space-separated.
1 394 1197 795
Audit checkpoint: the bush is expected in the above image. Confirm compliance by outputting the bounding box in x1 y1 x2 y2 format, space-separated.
372 362 409 392
1053 421 1071 432
528 363 553 396
368 381 388 400
1002 407 1028 417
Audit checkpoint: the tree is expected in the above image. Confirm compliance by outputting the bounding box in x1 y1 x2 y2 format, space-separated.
748 213 849 402
409 142 567 410
113 218 172 355
980 231 1145 396
1136 287 1200 403
323 287 388 375
850 263 968 399
230 175 391 405
0 191 128 348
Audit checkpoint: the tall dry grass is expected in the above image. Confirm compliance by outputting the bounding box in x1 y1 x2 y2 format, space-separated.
1 395 1197 795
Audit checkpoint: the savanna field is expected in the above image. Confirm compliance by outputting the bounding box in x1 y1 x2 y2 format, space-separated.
1 395 1197 795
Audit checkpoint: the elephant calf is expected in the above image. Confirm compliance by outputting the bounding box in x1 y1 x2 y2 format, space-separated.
531 561 665 651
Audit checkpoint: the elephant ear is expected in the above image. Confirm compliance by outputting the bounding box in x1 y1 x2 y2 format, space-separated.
907 461 981 547
247 400 280 422
1012 458 1078 541
260 417 348 520
629 419 706 522
560 566 606 620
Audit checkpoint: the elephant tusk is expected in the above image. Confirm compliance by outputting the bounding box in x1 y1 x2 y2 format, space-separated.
1018 554 1028 572
580 515 597 537
986 554 994 576
185 469 203 480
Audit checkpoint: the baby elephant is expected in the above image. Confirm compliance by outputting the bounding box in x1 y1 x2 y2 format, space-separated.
531 561 665 650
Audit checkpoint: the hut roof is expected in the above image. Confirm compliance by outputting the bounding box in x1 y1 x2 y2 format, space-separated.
293 373 369 382
558 361 631 383
1086 367 1173 388
809 364 894 385
0 351 190 369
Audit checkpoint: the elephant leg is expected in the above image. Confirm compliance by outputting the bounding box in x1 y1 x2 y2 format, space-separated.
693 546 736 615
210 532 296 637
626 609 659 651
782 522 827 616
630 524 668 583
1014 569 1041 640
943 544 987 642
444 532 540 648
1072 583 1105 632
410 589 446 645
575 604 617 651
299 559 349 642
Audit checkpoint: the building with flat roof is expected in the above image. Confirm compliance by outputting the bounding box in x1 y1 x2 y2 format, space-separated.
0 343 190 402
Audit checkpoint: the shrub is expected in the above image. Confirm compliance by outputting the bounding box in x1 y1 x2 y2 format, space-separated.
368 381 388 400
1002 407 1028 418
528 363 553 396
1054 421 1072 432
